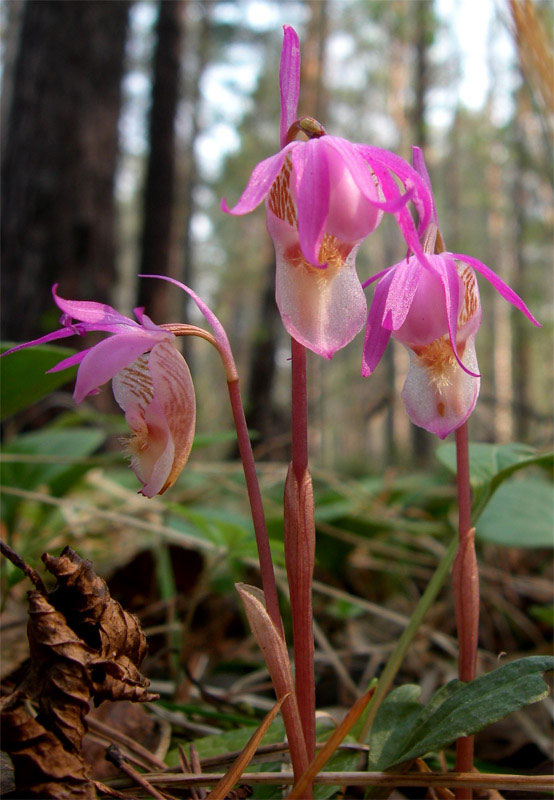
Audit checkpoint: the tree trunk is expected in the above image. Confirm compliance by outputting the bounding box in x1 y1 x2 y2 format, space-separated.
137 0 184 323
1 0 129 342
177 0 211 364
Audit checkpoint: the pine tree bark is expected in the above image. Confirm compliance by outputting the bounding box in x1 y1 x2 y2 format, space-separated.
1 0 129 342
137 0 184 323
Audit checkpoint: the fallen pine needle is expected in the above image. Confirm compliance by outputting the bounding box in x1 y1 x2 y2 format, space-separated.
206 694 288 800
113 771 554 792
288 686 375 799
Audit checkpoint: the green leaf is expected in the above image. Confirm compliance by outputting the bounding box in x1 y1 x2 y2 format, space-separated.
436 442 553 520
1 343 77 420
168 505 257 559
476 478 554 548
166 717 351 800
369 656 553 771
368 685 424 770
529 605 554 626
1 427 106 528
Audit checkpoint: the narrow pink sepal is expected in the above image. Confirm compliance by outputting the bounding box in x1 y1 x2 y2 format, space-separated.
432 255 480 378
52 284 139 328
279 25 300 148
324 138 381 206
382 259 422 331
361 145 432 234
139 274 237 378
47 348 91 372
324 137 413 214
1 326 79 357
452 253 541 326
133 307 161 331
362 265 393 290
221 142 299 216
411 145 439 227
292 140 329 268
357 145 432 269
361 270 395 376
73 330 170 403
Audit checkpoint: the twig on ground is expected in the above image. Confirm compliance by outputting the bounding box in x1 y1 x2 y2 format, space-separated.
88 717 167 771
105 745 169 800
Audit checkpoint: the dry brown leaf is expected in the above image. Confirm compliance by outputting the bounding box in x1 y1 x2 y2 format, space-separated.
1 544 158 799
235 583 309 781
0 691 95 799
26 589 96 753
42 547 155 704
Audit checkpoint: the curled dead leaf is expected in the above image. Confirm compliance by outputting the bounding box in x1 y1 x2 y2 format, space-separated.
1 544 158 799
0 691 95 800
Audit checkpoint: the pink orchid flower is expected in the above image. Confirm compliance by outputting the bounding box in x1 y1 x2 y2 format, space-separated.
222 25 433 360
362 147 540 438
2 285 196 497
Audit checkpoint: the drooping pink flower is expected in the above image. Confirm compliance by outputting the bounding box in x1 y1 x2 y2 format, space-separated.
2 285 196 496
362 147 540 438
222 25 433 360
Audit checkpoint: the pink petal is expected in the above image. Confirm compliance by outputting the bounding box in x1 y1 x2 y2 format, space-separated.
392 260 451 346
452 253 541 326
324 137 413 216
292 140 329 267
279 25 300 148
382 258 422 331
73 330 170 403
361 269 394 376
221 142 299 216
318 139 382 241
324 138 381 206
401 334 480 439
52 284 138 327
431 255 479 378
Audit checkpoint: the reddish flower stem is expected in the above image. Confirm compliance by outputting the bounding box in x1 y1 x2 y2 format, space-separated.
453 422 479 800
288 337 316 768
291 338 309 478
227 378 283 638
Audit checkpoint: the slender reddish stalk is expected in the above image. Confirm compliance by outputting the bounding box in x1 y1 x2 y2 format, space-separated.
287 337 316 766
227 378 283 638
291 338 308 478
452 422 479 800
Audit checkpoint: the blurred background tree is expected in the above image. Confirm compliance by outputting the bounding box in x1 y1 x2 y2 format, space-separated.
1 0 130 341
1 0 552 468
